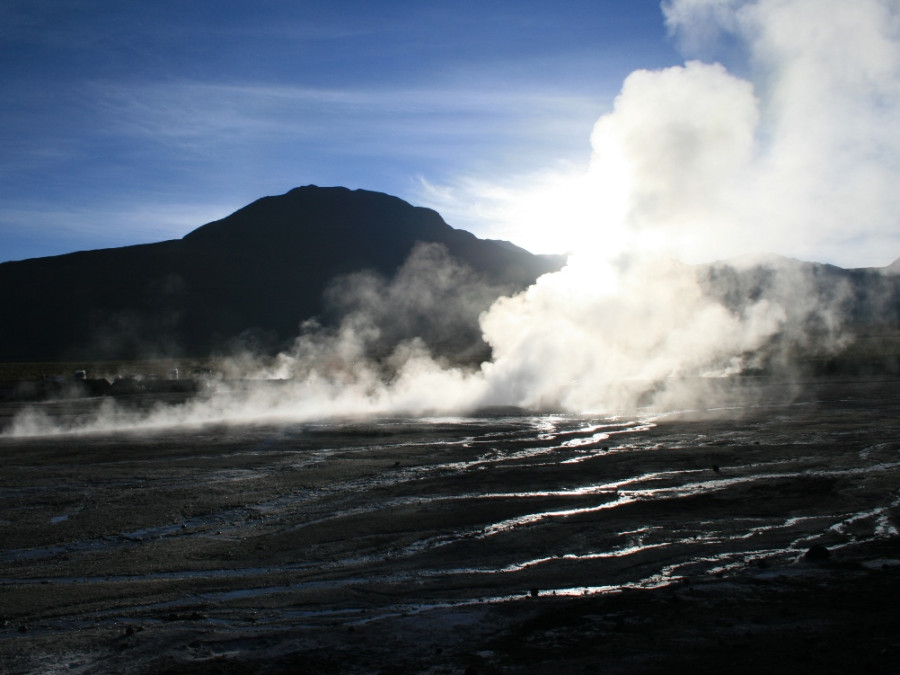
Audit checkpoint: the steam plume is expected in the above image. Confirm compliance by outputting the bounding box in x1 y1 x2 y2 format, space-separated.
6 0 900 436
658 0 900 265
466 0 900 411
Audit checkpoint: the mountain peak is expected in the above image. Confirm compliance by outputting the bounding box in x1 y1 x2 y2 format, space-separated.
0 186 561 360
183 185 449 245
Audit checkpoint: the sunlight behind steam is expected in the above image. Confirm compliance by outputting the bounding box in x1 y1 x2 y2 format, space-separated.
501 172 606 255
417 167 629 258
5 0 899 437
423 0 900 268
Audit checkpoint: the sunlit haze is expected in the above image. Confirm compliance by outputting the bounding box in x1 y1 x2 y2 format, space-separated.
1 1 672 262
3 0 900 435
4 1 898 267
426 0 900 267
3 8 899 670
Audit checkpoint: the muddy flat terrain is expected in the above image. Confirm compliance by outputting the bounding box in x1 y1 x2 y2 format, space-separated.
1 378 899 673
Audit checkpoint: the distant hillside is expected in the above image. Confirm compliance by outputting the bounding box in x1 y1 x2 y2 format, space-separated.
697 254 900 375
0 186 563 361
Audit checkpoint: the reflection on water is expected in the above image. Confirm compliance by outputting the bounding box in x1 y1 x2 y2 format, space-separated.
1 394 899 633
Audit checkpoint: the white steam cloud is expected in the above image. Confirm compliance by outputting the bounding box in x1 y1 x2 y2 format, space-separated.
659 0 900 265
587 59 760 263
6 0 899 436
424 0 900 266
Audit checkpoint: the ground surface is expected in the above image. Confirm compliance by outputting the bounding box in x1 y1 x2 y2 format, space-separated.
0 378 899 673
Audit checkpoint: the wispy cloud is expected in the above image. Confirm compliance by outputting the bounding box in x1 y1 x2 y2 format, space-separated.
0 1 668 261
90 80 605 154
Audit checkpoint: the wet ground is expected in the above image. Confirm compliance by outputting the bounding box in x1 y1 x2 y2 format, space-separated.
0 378 899 673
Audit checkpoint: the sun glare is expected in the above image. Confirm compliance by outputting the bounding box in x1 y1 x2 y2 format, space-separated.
489 161 632 259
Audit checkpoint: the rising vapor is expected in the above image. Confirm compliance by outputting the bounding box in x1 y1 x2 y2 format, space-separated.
659 0 900 266
466 0 900 409
6 0 900 436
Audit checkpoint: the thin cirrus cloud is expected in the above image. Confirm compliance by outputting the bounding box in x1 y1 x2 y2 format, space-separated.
0 74 608 261
1 1 677 262
91 80 606 156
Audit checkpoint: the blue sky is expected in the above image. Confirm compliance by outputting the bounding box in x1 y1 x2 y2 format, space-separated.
5 1 899 268
0 1 680 262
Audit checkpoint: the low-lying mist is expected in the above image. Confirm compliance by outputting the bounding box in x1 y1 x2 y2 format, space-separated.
6 0 900 437
5 245 882 438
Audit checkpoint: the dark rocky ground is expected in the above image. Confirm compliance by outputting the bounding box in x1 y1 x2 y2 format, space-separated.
0 378 898 674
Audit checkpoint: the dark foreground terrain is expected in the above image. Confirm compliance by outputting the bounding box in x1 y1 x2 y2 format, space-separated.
0 378 899 673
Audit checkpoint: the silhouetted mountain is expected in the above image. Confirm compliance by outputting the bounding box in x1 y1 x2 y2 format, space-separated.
0 186 563 361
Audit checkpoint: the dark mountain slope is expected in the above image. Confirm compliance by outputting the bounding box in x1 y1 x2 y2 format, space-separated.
0 186 562 361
